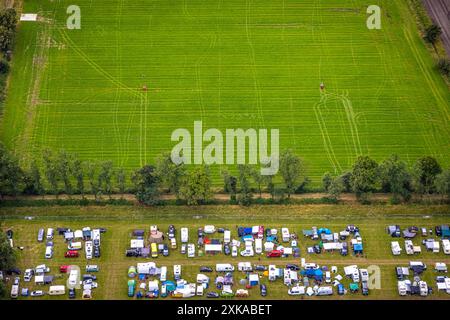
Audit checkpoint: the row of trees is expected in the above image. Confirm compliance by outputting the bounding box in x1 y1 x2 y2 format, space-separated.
0 231 16 297
0 8 17 102
0 143 449 205
423 23 449 77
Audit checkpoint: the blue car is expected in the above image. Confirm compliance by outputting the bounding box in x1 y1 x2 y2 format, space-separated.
337 284 345 295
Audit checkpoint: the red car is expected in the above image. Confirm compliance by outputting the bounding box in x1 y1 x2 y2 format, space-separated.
65 250 79 258
59 265 69 273
267 250 282 258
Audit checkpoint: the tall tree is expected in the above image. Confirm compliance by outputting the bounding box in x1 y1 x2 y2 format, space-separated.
379 154 412 202
29 160 44 196
42 149 59 197
132 165 160 205
0 143 23 199
71 157 84 197
116 168 127 197
98 161 114 199
221 169 237 202
327 176 345 201
351 156 379 202
322 172 333 192
155 152 185 199
340 171 353 193
423 24 442 48
0 231 16 271
279 149 305 198
251 167 265 198
237 164 253 206
85 161 99 199
412 156 442 195
180 166 212 205
435 169 450 201
56 150 72 195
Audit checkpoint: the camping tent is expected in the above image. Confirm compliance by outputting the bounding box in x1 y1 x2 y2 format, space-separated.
148 231 164 244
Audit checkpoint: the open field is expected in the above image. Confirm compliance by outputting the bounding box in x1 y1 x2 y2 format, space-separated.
1 204 449 300
0 0 449 184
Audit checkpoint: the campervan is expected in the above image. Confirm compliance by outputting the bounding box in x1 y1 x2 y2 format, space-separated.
216 264 235 272
45 246 53 259
224 230 231 244
174 265 182 280
160 266 167 282
187 244 196 258
255 239 263 254
46 228 54 240
281 228 290 242
181 228 189 243
48 285 65 296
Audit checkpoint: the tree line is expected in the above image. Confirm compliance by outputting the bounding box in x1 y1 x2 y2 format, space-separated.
1 143 449 205
0 8 17 102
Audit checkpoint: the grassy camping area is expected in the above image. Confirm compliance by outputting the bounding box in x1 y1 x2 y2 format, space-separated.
1 204 450 300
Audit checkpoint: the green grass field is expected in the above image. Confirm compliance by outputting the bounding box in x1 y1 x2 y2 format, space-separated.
1 204 450 300
0 0 449 184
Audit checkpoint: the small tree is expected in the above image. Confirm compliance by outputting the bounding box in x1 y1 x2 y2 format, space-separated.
132 165 160 205
412 156 442 195
237 164 253 206
279 149 305 198
85 161 99 199
435 169 450 201
322 172 333 192
379 154 412 203
29 160 44 196
437 58 450 77
351 156 379 202
424 24 442 48
340 171 353 193
180 166 212 205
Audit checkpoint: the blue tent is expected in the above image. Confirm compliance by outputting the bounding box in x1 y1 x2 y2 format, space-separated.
244 228 253 235
318 228 331 235
353 243 363 253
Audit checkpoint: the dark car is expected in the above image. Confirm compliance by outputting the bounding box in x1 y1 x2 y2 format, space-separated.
254 265 267 272
217 228 225 233
125 248 140 257
94 246 101 258
286 264 300 271
198 228 204 238
293 247 300 258
6 268 21 275
93 239 100 246
341 243 348 256
224 245 231 255
168 225 176 239
68 288 76 299
200 266 213 273
238 227 245 237
435 226 442 237
313 245 321 254
207 292 220 298
265 228 272 238
163 244 169 257
260 284 267 297
362 282 369 296
83 274 97 281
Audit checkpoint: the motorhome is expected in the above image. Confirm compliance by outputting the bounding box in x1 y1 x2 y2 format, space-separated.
46 228 54 240
281 228 290 242
160 266 167 282
216 264 234 272
48 285 66 296
45 246 53 259
68 269 79 287
224 230 231 244
391 241 402 255
174 265 182 280
181 228 189 243
255 238 263 254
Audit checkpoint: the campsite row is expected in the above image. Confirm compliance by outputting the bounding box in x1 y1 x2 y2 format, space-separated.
125 224 363 259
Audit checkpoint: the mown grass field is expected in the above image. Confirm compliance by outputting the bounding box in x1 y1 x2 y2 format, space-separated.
1 204 449 300
0 0 449 184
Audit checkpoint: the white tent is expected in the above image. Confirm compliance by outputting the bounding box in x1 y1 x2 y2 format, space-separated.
137 262 156 274
130 239 144 249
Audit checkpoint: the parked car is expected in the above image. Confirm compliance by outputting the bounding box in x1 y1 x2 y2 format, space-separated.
286 264 300 271
30 290 44 297
207 291 219 298
168 225 176 239
65 250 79 258
37 229 44 242
68 288 76 299
341 242 348 256
254 265 267 271
224 244 231 256
232 245 238 257
337 284 345 295
23 269 33 282
267 250 282 258
362 282 369 295
163 244 169 257
200 266 213 273
260 284 267 297
83 274 97 281
94 245 101 258
436 226 442 237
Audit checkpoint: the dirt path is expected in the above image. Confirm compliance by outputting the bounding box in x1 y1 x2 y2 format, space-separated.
423 0 450 57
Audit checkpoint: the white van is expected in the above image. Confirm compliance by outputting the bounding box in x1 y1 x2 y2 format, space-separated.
85 241 93 260
317 286 333 296
45 246 53 259
237 262 252 272
181 228 189 243
187 244 195 258
216 264 234 272
196 285 204 296
281 228 290 242
174 265 182 280
160 266 167 282
224 230 231 244
92 229 101 245
255 239 263 254
68 269 79 287
48 285 66 296
68 242 82 250
46 228 54 240
204 225 216 234
10 284 19 299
